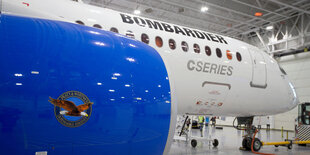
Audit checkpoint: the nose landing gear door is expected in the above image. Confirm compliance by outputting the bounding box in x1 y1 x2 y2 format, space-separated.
249 48 267 89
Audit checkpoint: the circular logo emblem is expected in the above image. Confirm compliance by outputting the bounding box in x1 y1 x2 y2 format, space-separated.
49 91 93 128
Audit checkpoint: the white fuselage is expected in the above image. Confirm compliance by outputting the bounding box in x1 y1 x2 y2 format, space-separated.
2 0 299 117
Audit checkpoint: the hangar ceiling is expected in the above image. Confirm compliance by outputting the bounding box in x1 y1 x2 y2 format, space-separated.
82 0 310 55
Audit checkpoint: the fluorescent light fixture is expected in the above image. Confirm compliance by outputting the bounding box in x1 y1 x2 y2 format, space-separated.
97 82 102 85
16 83 23 86
134 10 141 15
94 41 105 46
113 73 121 76
266 26 273 30
201 6 208 12
111 77 117 80
14 73 23 77
126 57 136 62
136 97 142 100
125 84 130 87
109 89 115 92
129 43 136 47
31 71 39 74
89 31 100 35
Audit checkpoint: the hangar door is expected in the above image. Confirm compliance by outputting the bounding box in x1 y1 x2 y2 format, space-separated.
249 48 267 88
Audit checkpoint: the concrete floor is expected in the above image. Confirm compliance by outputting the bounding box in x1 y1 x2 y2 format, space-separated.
169 126 310 155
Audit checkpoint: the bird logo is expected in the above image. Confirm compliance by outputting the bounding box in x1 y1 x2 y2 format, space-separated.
49 97 93 117
50 91 93 128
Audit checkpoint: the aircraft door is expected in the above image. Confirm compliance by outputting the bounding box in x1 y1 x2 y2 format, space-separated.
249 49 267 88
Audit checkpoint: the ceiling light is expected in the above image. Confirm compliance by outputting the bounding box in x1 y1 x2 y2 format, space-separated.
266 26 273 30
201 6 208 12
134 10 141 15
14 73 23 77
31 71 39 74
113 73 121 76
126 57 136 62
254 12 263 17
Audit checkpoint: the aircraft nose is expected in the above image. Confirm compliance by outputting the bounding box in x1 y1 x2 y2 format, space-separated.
288 82 299 109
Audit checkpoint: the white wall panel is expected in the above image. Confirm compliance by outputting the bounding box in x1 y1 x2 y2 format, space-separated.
275 52 310 131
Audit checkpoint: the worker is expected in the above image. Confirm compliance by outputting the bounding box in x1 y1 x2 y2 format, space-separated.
185 118 191 130
266 116 270 131
205 116 209 126
198 116 204 137
211 117 216 127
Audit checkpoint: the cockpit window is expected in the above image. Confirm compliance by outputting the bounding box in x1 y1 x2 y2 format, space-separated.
279 66 287 75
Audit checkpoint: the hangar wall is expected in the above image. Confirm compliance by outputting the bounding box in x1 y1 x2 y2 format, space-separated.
274 52 310 131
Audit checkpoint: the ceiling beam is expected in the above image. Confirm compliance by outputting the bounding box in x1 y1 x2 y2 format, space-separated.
197 0 273 23
124 0 244 33
232 0 287 18
225 1 305 37
157 0 259 28
89 0 236 33
268 0 310 15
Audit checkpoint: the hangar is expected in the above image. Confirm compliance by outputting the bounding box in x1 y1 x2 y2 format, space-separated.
0 0 310 154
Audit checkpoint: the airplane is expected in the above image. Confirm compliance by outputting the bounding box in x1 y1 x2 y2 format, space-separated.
0 0 299 154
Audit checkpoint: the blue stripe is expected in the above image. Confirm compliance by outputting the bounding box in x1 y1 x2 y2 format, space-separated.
0 15 171 155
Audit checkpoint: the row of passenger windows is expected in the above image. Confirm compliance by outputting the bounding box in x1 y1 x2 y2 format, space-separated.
76 20 242 62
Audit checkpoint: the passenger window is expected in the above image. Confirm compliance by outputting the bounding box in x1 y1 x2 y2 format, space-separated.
141 33 149 44
169 39 176 50
226 50 232 60
205 46 211 56
236 52 242 61
126 30 135 39
93 24 102 29
216 48 222 58
193 44 200 53
181 41 188 52
155 36 163 47
110 27 119 33
75 20 85 25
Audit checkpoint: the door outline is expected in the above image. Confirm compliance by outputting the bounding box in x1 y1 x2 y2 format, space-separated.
248 48 267 89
